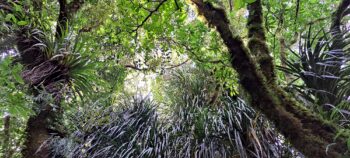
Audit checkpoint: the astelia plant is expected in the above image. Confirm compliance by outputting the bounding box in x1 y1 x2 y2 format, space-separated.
279 26 350 126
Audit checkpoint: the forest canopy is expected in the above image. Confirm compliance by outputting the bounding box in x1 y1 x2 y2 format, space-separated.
1 0 350 158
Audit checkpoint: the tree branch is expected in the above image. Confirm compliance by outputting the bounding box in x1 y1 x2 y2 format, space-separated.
132 0 168 32
124 59 189 71
331 0 350 34
56 0 85 39
189 0 348 157
56 0 68 38
125 64 146 71
174 0 181 11
247 0 275 83
165 59 189 69
329 0 349 57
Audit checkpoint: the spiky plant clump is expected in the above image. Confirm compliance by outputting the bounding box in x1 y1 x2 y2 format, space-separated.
49 99 166 158
162 68 297 158
48 67 298 158
48 95 297 158
279 26 350 126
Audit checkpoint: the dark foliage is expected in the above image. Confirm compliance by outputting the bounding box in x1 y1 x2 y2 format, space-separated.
279 26 350 126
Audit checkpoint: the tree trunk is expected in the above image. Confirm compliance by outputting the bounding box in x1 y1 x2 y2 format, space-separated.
22 83 65 158
190 0 349 157
23 108 55 158
3 114 11 158
17 1 85 157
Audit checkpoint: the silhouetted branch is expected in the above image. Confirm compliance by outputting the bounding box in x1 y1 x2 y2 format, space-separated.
56 0 85 38
165 59 189 69
125 64 146 71
331 0 350 34
132 0 168 32
124 58 189 71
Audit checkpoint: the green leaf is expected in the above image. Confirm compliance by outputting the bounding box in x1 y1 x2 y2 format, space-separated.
234 0 244 10
13 72 24 84
17 21 28 26
5 14 15 22
235 0 256 9
245 0 256 3
8 105 19 116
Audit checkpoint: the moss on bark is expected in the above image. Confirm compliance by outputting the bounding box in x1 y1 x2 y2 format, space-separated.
246 0 275 83
190 0 349 157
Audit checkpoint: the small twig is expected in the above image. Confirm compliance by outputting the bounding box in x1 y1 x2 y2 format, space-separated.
174 0 181 11
229 0 233 11
165 59 189 69
306 16 329 26
294 0 300 26
124 58 189 71
125 64 146 71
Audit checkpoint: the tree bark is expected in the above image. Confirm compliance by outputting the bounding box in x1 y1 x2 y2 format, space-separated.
3 114 11 158
23 105 61 158
56 0 85 39
331 0 350 35
246 0 275 83
189 0 349 157
18 30 66 158
20 1 85 157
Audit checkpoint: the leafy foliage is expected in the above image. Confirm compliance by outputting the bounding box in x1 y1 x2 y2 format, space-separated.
0 57 32 158
0 0 349 157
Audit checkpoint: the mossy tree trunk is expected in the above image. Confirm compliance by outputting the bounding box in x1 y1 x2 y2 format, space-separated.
190 0 349 157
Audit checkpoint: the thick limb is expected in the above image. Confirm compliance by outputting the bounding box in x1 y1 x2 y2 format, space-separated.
189 0 349 157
